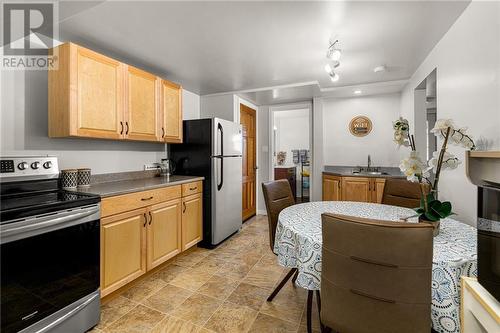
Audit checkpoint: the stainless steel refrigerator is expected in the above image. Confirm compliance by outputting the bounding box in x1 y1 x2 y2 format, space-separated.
170 118 243 247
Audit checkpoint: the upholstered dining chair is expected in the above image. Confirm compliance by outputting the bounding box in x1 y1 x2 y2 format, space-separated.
261 179 298 301
320 213 433 333
381 178 426 208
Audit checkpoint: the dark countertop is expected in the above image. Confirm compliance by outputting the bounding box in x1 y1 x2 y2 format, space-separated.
73 175 204 198
323 165 404 178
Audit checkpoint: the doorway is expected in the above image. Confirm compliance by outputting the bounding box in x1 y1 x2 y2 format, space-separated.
240 104 257 221
270 103 312 203
415 69 437 161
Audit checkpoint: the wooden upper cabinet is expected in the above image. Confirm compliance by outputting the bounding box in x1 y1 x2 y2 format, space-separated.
147 199 182 270
160 80 182 143
341 177 371 202
125 66 159 141
49 43 124 139
48 42 182 143
323 175 341 201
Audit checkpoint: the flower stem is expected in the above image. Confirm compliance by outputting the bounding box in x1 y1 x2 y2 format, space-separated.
420 183 429 213
432 127 452 193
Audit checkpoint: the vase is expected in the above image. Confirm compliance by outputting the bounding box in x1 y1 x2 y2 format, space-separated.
418 216 440 236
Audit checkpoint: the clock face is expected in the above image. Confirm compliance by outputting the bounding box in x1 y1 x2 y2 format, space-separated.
349 116 372 137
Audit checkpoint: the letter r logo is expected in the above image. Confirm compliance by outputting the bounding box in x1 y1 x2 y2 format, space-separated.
2 3 54 55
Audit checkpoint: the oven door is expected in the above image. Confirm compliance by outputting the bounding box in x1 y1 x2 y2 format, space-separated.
1 204 100 333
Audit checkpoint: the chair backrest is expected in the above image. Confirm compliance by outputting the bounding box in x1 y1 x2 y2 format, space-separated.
262 179 295 251
381 178 425 208
321 213 433 333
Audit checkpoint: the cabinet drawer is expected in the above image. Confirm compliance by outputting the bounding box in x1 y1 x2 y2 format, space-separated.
101 186 181 217
182 181 202 197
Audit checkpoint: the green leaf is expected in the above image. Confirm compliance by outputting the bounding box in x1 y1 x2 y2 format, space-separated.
440 201 452 217
424 211 440 222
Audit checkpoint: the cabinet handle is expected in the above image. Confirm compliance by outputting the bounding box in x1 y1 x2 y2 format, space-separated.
189 187 197 191
141 196 153 201
125 122 129 135
148 211 153 225
161 127 165 138
120 121 124 134
183 202 186 213
143 213 147 227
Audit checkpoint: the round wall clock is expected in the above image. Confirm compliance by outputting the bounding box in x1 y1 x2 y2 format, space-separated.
349 116 372 137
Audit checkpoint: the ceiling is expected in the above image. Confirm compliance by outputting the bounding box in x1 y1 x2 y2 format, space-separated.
58 1 470 97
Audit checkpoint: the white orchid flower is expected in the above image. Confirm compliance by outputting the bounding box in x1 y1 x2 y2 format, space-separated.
399 151 428 182
428 150 461 172
431 119 455 138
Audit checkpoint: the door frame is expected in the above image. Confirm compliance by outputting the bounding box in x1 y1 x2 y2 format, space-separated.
238 97 259 220
269 101 313 198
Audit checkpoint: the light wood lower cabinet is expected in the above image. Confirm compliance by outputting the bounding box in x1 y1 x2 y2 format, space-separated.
147 199 182 270
101 208 147 297
182 193 203 251
100 182 202 297
322 174 341 201
322 174 387 203
342 177 371 202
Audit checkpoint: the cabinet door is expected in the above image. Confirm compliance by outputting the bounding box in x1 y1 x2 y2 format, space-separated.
101 209 147 297
341 177 370 202
147 199 182 270
75 46 124 139
160 80 183 143
125 66 159 141
181 193 203 251
323 175 341 201
372 178 386 203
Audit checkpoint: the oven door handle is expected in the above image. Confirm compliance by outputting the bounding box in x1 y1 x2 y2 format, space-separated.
34 291 100 333
1 204 100 244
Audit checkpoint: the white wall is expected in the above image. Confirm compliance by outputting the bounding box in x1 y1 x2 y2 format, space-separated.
200 94 237 121
322 93 402 167
274 109 310 165
311 97 324 201
0 69 201 174
182 89 201 120
257 106 270 214
400 1 500 225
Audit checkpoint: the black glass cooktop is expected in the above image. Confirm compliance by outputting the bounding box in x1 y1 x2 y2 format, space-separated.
0 179 100 223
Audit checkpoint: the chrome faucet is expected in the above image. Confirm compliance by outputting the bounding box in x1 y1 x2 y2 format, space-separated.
367 155 371 169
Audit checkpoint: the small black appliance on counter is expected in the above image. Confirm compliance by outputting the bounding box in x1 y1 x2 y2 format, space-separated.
477 181 500 301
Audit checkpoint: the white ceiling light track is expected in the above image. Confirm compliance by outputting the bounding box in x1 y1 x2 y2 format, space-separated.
325 38 342 82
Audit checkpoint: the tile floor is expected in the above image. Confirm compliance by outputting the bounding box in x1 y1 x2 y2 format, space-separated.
90 215 321 333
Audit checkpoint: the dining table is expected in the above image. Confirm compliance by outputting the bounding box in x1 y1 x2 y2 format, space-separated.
274 201 477 333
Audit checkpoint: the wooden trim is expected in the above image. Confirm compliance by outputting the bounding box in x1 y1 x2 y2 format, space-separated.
462 276 500 324
468 151 500 158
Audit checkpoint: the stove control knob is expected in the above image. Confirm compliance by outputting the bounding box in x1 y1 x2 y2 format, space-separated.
31 161 41 169
18 162 28 170
43 161 52 169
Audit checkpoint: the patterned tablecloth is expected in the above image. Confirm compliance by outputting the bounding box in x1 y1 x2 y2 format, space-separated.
274 201 477 333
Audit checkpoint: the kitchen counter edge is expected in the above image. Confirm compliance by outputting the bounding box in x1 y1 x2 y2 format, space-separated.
73 176 205 198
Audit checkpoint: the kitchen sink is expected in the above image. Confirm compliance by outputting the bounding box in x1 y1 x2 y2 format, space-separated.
351 171 389 176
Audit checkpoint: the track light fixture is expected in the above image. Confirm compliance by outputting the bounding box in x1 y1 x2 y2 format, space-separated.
325 39 341 83
326 39 341 61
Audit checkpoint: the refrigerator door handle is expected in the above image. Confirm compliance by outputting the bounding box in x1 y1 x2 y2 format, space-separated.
217 122 224 156
217 157 224 191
